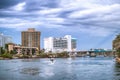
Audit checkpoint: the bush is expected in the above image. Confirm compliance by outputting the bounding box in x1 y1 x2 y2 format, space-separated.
14 54 23 58
117 49 120 58
57 51 69 58
39 53 48 58
1 53 12 59
14 54 32 59
9 50 17 55
22 55 30 58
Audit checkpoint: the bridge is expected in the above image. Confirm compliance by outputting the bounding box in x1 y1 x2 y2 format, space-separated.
68 49 116 57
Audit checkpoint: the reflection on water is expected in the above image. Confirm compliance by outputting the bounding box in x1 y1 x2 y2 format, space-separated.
0 57 120 80
67 57 72 64
20 68 40 75
113 63 120 79
21 59 40 62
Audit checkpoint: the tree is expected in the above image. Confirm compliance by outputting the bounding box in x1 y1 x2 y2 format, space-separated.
39 49 45 54
9 50 16 55
5 44 8 50
57 51 69 58
116 48 120 58
1 50 12 59
0 47 5 54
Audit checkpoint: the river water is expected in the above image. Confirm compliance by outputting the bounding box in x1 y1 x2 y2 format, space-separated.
0 57 120 80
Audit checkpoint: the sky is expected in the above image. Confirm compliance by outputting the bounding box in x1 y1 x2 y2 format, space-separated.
0 0 120 50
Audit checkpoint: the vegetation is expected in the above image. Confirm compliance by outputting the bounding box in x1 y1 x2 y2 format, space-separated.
0 48 15 59
116 48 120 58
113 34 120 58
36 51 69 58
56 51 69 58
0 47 5 54
10 50 17 55
38 53 49 58
22 54 32 58
1 51 12 59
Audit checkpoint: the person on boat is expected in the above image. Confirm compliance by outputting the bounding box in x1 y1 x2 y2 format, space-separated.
50 57 54 62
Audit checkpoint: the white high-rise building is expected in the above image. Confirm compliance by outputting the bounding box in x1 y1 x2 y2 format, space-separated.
44 35 76 53
0 33 12 48
44 37 53 52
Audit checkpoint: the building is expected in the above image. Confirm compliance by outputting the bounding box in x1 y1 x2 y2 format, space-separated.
7 43 38 55
44 35 77 53
21 28 41 50
0 33 12 48
8 43 15 51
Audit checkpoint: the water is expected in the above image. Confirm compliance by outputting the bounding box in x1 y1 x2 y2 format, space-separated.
0 57 120 80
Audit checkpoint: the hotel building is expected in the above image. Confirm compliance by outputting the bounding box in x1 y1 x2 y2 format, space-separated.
21 28 41 50
44 35 76 53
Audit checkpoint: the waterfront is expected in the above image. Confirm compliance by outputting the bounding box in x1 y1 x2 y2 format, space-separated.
0 57 120 80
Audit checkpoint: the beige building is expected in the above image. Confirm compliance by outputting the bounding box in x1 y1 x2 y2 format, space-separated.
8 43 38 55
8 43 14 51
21 28 41 50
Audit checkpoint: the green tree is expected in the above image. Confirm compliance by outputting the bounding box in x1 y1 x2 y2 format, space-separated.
0 47 5 54
57 51 69 58
1 50 12 59
5 44 8 50
116 48 120 58
9 50 16 55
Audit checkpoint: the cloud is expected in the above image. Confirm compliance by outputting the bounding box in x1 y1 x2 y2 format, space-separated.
0 0 24 9
12 2 26 11
38 8 62 15
24 0 59 12
68 4 120 19
0 0 120 37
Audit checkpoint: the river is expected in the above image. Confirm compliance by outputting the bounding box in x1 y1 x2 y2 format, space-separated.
0 57 120 80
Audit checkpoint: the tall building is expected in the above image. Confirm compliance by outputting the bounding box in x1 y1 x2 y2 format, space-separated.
21 28 41 50
0 33 12 48
44 35 76 53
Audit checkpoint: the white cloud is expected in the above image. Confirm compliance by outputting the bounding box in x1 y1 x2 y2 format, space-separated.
38 8 62 15
69 4 120 18
45 17 65 24
12 2 26 11
59 0 104 11
0 18 42 30
0 0 120 37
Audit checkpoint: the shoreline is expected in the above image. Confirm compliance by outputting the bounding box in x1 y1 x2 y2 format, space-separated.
0 56 70 60
0 56 115 60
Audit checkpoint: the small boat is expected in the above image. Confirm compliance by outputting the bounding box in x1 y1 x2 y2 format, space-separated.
50 58 54 62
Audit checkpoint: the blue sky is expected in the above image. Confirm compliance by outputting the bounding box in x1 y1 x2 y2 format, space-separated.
0 0 120 50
